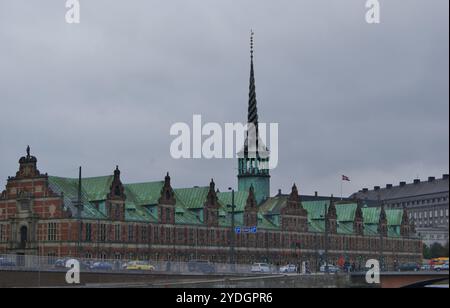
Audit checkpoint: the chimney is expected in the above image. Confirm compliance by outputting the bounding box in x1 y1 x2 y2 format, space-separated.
428 177 435 182
399 181 406 187
443 174 449 180
386 184 393 189
314 191 318 197
278 189 282 196
362 188 369 193
413 179 420 184
374 186 380 191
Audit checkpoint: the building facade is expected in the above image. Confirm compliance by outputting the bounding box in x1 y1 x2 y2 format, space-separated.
351 176 449 246
0 38 422 269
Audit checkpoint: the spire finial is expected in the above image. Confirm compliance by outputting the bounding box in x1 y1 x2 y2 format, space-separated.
26 145 30 157
250 29 254 59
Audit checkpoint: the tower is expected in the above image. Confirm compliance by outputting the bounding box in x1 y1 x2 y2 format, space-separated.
237 31 270 204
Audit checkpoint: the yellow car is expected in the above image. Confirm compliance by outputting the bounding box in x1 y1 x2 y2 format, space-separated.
124 261 155 271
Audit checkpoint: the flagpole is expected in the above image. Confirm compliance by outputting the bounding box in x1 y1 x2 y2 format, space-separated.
340 178 343 200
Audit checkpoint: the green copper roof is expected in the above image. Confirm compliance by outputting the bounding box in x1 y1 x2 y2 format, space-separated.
46 174 406 237
81 176 113 201
124 181 164 206
217 191 249 212
173 187 209 209
48 176 106 219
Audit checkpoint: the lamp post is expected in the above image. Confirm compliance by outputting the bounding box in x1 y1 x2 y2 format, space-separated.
324 202 329 273
227 188 236 272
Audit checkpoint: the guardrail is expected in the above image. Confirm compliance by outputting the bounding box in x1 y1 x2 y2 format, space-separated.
0 254 286 276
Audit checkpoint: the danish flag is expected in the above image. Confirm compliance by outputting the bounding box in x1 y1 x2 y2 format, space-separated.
342 175 350 182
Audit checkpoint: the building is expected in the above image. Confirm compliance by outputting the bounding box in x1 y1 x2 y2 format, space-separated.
0 36 422 269
351 175 449 246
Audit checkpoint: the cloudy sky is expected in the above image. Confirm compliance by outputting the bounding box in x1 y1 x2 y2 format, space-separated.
0 0 448 197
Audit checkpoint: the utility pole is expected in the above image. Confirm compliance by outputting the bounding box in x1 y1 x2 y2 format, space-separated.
378 197 384 271
228 188 236 272
324 201 329 273
77 167 83 258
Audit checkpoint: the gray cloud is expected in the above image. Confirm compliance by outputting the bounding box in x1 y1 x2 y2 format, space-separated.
0 0 448 197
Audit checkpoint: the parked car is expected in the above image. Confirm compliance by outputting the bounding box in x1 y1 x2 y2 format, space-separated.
433 263 449 271
251 263 271 273
279 264 297 273
187 260 216 273
90 262 113 271
124 261 155 271
320 264 340 273
420 264 432 271
0 258 16 267
53 258 70 269
398 262 420 272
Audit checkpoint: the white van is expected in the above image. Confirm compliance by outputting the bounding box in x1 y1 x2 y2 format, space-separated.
251 263 271 273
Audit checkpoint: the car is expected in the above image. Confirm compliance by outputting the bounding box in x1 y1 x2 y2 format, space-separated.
434 263 449 271
90 262 113 271
398 262 420 272
124 261 155 271
320 264 340 273
187 260 216 273
53 258 70 269
420 264 432 271
0 258 16 267
251 263 271 273
279 264 297 273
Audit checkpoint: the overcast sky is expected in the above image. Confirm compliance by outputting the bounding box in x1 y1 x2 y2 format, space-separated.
0 0 448 197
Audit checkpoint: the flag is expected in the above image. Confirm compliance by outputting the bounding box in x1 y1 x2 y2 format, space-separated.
342 175 350 182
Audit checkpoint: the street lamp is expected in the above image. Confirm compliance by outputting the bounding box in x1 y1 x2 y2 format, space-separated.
320 202 329 273
227 188 236 272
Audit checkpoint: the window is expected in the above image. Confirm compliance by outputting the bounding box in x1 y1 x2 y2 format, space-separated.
141 226 147 242
0 224 6 242
85 223 92 242
166 208 171 221
47 223 57 241
128 225 134 242
99 224 107 242
114 225 121 242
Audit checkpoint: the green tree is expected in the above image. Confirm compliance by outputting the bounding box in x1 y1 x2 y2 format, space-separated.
429 242 447 258
422 244 431 259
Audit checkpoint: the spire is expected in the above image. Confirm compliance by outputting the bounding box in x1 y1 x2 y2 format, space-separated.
248 30 258 128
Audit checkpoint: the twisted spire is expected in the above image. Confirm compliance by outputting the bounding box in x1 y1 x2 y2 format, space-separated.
248 30 258 127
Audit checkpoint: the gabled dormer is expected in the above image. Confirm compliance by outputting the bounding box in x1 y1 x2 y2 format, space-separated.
281 184 308 232
106 166 126 221
326 196 337 234
243 185 258 227
353 200 364 236
378 203 388 237
158 173 176 224
203 179 219 227
400 207 411 237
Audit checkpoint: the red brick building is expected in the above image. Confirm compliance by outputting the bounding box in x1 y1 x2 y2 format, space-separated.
0 148 422 269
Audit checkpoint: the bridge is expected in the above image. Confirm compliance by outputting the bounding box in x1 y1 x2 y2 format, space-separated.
3 268 446 288
350 271 449 288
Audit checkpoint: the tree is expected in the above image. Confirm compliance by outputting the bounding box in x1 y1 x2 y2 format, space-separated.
429 242 447 258
422 244 431 259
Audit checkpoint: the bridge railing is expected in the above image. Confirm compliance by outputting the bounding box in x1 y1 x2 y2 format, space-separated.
0 253 284 275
